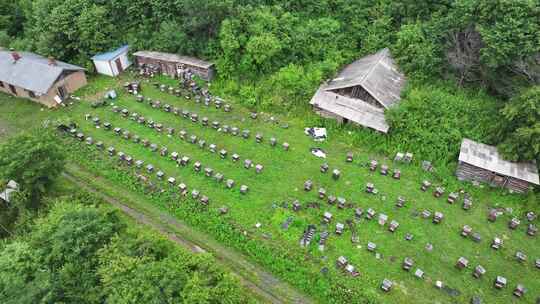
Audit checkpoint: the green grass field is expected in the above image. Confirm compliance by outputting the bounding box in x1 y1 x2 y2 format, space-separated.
1 73 538 304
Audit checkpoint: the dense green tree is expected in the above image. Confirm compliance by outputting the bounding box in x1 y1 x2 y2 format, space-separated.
495 86 540 162
0 0 26 37
0 241 48 304
387 0 452 24
0 203 120 303
26 0 117 68
392 22 443 79
30 204 122 303
0 129 65 206
1 199 248 303
152 21 188 53
99 236 246 304
0 31 9 47
436 0 540 93
474 0 540 69
75 4 117 65
0 190 31 238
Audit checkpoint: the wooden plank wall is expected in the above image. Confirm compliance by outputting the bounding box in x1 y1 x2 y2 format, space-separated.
456 162 530 193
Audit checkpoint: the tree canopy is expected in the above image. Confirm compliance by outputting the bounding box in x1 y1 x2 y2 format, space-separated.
495 86 540 163
0 129 65 204
0 200 249 304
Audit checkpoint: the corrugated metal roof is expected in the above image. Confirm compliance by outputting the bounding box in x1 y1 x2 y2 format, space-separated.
310 88 390 133
132 51 214 69
92 45 129 61
459 138 540 185
0 51 85 94
324 48 406 109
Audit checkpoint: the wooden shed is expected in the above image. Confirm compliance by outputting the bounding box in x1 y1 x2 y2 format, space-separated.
309 48 406 133
132 51 215 81
456 138 540 193
92 45 131 77
0 51 87 108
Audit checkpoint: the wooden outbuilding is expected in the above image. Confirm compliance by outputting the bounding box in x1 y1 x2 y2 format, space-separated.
456 138 539 193
309 48 406 133
0 51 87 107
133 51 215 81
92 45 131 77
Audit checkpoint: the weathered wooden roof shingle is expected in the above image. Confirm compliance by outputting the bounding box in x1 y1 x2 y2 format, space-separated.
459 138 540 185
324 48 405 108
310 48 405 133
311 88 390 132
133 51 214 69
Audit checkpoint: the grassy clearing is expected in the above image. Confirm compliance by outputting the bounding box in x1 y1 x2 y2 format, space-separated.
63 163 307 304
0 73 538 304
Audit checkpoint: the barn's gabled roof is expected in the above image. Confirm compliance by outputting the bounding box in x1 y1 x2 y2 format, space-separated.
132 51 214 69
459 138 540 185
324 48 405 109
310 48 405 133
92 45 129 61
0 51 85 94
310 88 389 133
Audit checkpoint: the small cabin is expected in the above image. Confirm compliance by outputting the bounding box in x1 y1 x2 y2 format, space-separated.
92 45 131 77
309 48 406 133
456 138 539 193
133 51 215 81
0 51 87 107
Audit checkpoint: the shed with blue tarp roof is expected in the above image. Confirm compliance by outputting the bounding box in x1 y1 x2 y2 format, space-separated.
92 45 131 77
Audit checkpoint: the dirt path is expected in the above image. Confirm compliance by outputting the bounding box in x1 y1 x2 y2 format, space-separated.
62 168 313 304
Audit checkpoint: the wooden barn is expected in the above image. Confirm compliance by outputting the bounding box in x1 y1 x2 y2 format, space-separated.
456 138 540 193
309 48 406 133
92 45 131 77
0 51 87 108
132 51 215 81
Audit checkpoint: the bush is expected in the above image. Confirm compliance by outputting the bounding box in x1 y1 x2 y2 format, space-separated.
338 81 500 171
385 82 497 163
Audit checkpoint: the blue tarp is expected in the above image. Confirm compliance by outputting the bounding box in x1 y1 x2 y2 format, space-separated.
92 45 129 61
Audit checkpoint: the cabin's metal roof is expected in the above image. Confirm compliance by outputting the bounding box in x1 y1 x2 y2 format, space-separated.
0 51 85 94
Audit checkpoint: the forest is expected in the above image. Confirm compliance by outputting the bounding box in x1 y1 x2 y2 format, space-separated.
1 0 539 166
